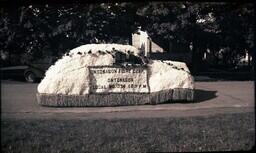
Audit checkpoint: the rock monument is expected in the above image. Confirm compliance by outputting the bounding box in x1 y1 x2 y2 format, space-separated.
37 44 194 106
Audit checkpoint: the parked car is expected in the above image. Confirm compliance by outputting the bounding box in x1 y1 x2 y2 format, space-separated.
0 63 50 83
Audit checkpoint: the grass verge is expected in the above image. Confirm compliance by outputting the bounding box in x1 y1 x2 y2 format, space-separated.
1 112 255 152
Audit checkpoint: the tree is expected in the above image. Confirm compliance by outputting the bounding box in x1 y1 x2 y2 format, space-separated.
0 2 254 73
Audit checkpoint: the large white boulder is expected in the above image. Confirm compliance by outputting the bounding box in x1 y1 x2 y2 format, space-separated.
38 44 194 96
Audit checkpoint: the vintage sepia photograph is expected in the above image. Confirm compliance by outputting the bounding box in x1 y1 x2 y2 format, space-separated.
1 0 255 152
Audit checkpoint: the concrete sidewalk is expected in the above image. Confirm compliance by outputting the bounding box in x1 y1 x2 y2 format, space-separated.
1 80 254 119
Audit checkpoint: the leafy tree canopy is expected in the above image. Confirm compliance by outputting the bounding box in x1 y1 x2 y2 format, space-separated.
0 2 254 70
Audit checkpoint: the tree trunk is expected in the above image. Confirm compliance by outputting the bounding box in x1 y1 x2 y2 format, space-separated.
248 53 251 67
192 43 200 75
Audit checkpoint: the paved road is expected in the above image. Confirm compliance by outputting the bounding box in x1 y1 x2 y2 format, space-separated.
1 80 254 120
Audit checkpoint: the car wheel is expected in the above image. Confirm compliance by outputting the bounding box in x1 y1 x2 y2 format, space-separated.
24 71 36 83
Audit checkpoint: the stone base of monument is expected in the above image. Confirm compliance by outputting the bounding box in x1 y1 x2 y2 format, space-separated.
36 88 194 107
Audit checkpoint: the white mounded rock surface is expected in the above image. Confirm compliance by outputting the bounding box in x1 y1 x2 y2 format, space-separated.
38 44 194 96
148 60 193 92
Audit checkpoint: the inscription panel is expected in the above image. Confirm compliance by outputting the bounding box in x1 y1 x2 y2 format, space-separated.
89 66 149 93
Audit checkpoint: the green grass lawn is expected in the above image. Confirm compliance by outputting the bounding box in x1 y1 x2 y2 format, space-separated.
1 112 255 153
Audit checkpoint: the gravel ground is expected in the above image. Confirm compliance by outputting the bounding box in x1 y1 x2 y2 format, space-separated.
1 112 255 153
